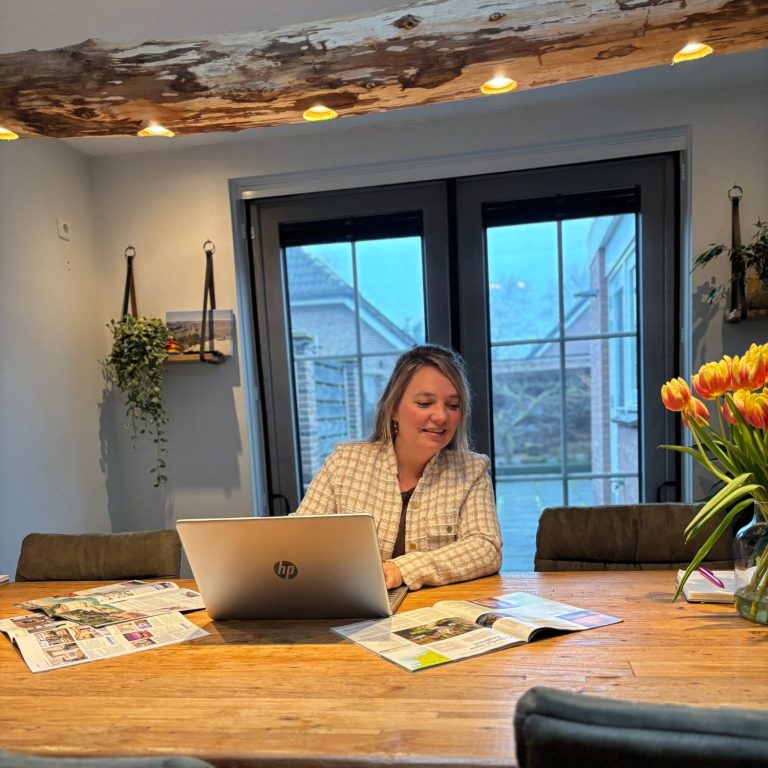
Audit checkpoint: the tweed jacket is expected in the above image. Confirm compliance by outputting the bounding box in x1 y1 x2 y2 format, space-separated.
294 441 502 590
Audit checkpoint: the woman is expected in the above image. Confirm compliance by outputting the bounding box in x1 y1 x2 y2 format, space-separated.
294 344 502 590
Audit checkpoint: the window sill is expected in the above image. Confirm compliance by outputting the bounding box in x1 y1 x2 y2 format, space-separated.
611 412 638 427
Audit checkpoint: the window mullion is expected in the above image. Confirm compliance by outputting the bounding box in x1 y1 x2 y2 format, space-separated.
351 240 366 441
556 220 569 505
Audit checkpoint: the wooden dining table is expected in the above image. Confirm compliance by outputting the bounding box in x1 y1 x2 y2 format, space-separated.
1 571 766 768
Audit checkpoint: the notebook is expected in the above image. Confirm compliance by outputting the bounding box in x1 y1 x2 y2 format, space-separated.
676 568 735 604
176 514 408 620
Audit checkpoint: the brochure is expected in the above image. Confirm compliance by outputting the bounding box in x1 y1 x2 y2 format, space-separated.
676 568 735 604
1 580 208 673
332 591 622 671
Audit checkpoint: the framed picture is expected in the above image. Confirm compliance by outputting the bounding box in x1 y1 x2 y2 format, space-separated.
166 309 235 356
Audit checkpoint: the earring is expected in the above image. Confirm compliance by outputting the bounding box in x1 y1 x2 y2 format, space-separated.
392 420 399 436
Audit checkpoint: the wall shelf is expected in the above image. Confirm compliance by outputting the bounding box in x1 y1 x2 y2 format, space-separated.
166 352 226 365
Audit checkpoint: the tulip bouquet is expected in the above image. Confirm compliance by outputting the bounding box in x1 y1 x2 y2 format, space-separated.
661 343 768 616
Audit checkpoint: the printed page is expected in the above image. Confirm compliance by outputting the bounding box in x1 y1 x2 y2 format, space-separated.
100 584 205 614
433 592 622 642
16 580 158 611
0 614 78 643
23 597 149 628
17 581 204 621
333 607 519 671
12 611 208 673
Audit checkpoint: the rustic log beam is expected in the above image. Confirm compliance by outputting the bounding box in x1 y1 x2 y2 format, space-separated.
0 0 766 139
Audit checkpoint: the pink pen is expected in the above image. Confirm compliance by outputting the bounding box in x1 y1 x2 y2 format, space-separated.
698 567 725 589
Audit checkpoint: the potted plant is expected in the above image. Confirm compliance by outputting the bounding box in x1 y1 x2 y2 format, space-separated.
103 315 171 486
695 219 768 309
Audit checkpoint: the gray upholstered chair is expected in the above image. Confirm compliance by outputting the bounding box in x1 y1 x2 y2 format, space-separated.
14 530 182 581
0 751 213 768
514 686 768 768
534 503 734 571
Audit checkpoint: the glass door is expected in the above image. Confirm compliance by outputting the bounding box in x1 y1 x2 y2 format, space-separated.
249 182 450 514
457 157 678 570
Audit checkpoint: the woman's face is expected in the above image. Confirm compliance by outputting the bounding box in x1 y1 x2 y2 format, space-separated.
392 365 461 459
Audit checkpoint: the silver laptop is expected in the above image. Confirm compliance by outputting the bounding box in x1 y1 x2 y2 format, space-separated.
176 514 407 620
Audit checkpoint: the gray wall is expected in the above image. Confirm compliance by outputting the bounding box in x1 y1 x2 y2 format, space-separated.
0 52 766 577
0 140 111 575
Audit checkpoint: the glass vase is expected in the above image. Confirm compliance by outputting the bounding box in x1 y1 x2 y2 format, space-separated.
733 501 768 624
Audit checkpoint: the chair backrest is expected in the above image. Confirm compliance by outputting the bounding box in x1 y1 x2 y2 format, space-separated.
534 503 734 571
14 530 182 581
514 686 768 768
0 750 213 768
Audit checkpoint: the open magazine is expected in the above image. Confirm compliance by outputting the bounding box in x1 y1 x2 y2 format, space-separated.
333 591 622 671
0 580 208 673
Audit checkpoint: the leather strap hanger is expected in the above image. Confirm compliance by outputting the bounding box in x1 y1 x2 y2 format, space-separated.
726 185 747 323
121 245 138 318
199 240 224 362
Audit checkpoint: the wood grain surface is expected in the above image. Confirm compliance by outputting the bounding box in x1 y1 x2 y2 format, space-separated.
1 0 766 138
1 572 765 767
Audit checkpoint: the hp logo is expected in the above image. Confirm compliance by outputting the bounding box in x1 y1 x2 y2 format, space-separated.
273 560 298 580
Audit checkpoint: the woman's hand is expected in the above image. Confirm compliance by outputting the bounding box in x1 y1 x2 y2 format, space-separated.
383 560 404 589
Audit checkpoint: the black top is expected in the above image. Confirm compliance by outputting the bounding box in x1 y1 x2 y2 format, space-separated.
392 488 415 558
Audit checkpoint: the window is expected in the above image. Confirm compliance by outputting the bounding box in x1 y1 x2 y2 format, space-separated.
281 219 426 490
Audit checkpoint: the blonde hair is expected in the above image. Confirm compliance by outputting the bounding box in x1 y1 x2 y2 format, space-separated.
371 344 472 452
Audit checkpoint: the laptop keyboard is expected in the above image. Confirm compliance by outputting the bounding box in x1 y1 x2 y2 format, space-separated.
388 585 409 612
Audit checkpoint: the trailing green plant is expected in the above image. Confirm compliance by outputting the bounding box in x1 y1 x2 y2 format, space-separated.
695 219 768 303
103 315 170 486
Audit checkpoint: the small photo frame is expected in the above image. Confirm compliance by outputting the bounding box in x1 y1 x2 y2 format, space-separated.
166 309 234 356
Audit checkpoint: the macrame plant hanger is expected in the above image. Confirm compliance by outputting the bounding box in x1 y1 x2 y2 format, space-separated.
199 239 224 363
121 245 138 318
725 184 747 324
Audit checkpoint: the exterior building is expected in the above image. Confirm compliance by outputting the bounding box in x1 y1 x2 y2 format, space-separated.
286 247 417 488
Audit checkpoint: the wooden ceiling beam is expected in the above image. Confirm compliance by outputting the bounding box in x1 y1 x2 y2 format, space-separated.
1 0 766 139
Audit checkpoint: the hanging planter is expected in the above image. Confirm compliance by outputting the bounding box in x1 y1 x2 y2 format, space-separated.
102 246 171 486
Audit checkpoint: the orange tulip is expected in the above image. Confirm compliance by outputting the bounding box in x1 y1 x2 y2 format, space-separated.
661 377 691 412
728 345 767 391
681 396 710 428
692 360 732 399
745 391 768 430
723 389 749 425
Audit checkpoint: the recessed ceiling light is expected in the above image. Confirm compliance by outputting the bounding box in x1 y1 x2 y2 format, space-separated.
0 127 19 141
672 42 714 64
137 123 175 138
302 105 338 122
480 76 518 95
